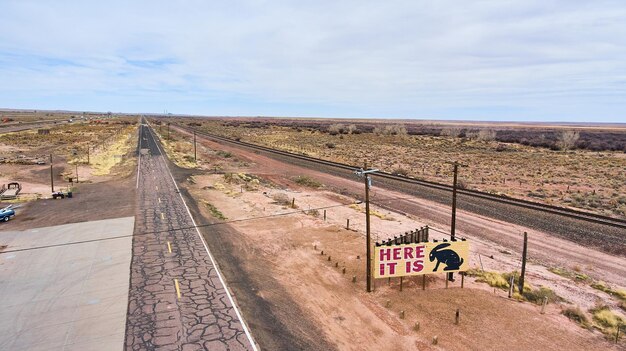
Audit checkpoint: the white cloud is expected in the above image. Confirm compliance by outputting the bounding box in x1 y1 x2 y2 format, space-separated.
0 0 625 121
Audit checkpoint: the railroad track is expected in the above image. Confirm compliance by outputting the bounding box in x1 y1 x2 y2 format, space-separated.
173 123 626 231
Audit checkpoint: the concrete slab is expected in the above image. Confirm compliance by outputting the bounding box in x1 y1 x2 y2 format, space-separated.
0 217 134 351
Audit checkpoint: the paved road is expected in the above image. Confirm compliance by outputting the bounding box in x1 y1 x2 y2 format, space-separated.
124 122 255 350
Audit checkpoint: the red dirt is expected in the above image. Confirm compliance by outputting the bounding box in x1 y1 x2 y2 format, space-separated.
175 126 625 350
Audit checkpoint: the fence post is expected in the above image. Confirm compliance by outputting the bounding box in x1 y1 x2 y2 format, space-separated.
519 232 528 293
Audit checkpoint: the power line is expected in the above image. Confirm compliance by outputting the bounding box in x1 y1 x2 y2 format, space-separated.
0 201 361 255
1 181 474 256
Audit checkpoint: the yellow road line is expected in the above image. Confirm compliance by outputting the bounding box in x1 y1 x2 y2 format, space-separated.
167 241 172 253
160 212 165 220
174 279 181 299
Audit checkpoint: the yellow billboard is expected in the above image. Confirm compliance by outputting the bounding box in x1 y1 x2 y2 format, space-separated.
374 241 469 278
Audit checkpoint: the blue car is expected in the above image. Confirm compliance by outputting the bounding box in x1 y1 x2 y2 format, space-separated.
0 206 15 222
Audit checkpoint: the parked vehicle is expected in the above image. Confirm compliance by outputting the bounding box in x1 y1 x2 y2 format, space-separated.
0 205 15 222
52 191 65 199
0 182 21 199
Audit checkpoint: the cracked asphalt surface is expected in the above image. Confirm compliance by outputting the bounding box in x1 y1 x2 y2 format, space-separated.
124 123 255 350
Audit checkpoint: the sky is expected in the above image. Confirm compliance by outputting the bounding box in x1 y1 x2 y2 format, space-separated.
0 1 625 122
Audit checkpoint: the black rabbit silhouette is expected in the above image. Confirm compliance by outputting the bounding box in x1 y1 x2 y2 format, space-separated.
429 243 464 271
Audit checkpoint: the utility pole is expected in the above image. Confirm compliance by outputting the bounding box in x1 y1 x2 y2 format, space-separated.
365 165 371 292
356 163 379 292
193 131 197 161
447 161 467 281
75 163 78 183
50 154 54 192
87 146 90 165
519 232 528 293
167 123 170 141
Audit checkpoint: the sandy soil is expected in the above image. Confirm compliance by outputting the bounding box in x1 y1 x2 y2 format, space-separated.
0 131 138 230
0 172 136 231
177 127 625 284
184 170 623 350
165 129 626 349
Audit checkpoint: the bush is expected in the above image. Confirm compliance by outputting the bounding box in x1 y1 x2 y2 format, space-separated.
307 209 320 217
591 305 624 329
523 287 561 304
591 281 626 302
563 307 590 328
293 175 322 188
325 142 336 149
328 124 345 135
557 130 580 150
548 267 590 282
477 129 497 141
440 127 463 138
374 124 407 136
465 269 510 290
216 150 232 158
391 167 410 177
201 200 227 220
272 193 292 206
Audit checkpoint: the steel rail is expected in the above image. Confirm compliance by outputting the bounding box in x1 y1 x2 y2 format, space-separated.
173 123 626 230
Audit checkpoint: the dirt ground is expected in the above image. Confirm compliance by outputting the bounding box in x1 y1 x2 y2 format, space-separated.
0 176 136 231
173 133 625 350
176 126 625 283
185 174 622 350
189 120 626 219
0 126 138 230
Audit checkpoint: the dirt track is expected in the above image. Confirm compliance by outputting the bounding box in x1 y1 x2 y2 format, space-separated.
0 176 135 231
